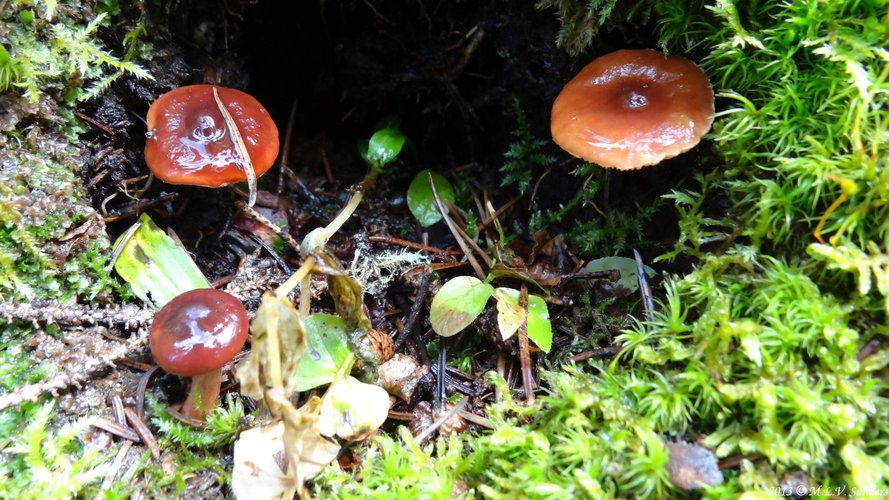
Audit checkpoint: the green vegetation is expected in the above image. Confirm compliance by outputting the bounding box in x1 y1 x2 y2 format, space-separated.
1 0 888 497
0 402 108 499
0 1 150 496
499 99 555 195
113 396 248 498
321 0 889 496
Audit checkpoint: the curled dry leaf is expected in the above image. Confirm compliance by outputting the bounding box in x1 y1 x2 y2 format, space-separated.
236 291 306 402
318 252 378 365
231 422 296 500
378 354 429 402
235 291 341 498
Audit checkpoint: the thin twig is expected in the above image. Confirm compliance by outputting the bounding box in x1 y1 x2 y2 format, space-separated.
100 441 132 492
560 270 620 281
368 235 461 255
111 394 127 426
393 268 433 350
415 396 469 445
212 86 257 207
427 172 485 280
136 366 159 419
91 418 141 442
236 202 300 252
124 407 160 459
476 197 520 233
232 227 292 274
74 112 116 138
718 453 765 470
106 220 143 270
458 410 493 429
102 192 179 223
568 344 623 363
277 98 299 196
516 284 534 404
633 249 655 321
435 337 447 414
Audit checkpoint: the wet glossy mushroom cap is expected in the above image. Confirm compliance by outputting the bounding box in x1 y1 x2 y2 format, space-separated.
551 49 714 170
150 288 249 377
145 85 280 187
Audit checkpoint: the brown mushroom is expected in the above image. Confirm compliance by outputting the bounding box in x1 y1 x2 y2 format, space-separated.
145 85 279 189
150 288 249 421
551 49 714 170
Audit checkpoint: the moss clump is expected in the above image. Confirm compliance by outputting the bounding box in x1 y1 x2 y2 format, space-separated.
0 1 150 495
0 0 150 303
314 370 679 498
120 397 247 498
0 401 108 499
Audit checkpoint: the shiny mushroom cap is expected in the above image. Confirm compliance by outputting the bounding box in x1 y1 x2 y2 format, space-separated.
145 85 280 187
150 288 249 377
551 49 714 170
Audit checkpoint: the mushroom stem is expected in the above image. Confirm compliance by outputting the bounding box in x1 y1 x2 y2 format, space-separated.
181 369 223 421
324 170 380 237
300 170 380 253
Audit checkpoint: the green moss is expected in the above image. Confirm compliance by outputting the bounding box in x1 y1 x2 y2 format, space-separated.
0 401 109 499
119 397 248 497
0 1 151 496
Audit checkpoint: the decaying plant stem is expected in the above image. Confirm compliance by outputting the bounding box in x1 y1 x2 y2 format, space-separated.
428 172 486 280
517 283 534 404
213 86 257 207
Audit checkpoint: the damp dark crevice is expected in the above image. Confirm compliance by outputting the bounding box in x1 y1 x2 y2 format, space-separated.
83 0 704 281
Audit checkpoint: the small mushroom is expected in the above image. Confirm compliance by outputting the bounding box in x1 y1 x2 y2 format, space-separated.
551 49 714 170
145 84 279 190
150 288 249 421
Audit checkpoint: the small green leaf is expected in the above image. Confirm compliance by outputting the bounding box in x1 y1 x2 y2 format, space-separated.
360 128 405 168
430 276 494 337
494 288 553 353
318 376 390 441
296 314 353 392
112 214 210 308
581 256 654 294
407 170 455 226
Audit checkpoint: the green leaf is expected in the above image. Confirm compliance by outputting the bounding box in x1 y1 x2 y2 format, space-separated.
318 376 390 441
112 213 210 308
430 276 494 337
360 128 405 169
296 314 353 392
407 170 455 226
581 256 654 294
493 288 553 353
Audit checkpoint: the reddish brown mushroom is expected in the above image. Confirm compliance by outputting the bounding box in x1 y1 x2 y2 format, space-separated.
150 288 249 421
145 84 279 188
551 49 714 170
